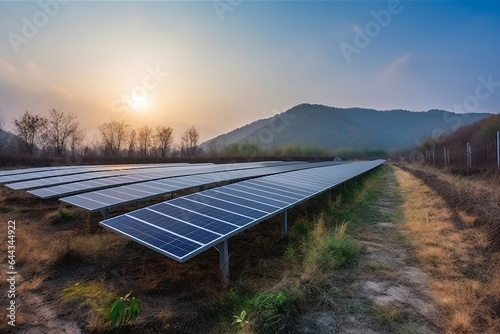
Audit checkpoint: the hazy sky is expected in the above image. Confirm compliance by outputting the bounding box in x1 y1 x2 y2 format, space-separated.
0 0 499 143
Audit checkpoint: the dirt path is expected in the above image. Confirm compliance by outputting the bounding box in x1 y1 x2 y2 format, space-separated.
331 166 440 333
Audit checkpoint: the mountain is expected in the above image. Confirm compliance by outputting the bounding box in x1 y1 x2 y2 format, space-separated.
201 104 493 152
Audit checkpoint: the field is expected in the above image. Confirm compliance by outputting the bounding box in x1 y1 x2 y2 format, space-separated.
1 163 499 333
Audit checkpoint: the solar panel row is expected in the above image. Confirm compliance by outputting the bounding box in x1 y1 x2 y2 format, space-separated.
59 161 344 212
28 161 308 198
0 163 192 185
100 160 385 264
6 163 218 190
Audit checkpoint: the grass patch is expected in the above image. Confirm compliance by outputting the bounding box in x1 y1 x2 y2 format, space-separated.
61 281 116 330
46 207 78 225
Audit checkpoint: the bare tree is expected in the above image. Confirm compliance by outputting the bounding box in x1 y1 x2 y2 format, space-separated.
137 125 153 157
42 109 83 157
127 129 137 157
99 120 129 156
13 111 47 155
155 126 173 158
69 127 85 156
180 126 199 158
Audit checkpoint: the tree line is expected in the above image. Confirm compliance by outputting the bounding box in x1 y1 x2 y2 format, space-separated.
0 109 201 159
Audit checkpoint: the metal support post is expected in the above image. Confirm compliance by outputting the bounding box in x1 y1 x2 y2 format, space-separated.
216 240 229 285
281 210 288 237
100 209 109 219
497 131 500 169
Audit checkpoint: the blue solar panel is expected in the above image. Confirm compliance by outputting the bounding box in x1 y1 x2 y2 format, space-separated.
100 160 385 263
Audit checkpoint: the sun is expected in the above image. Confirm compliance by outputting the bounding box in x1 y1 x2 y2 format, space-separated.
130 94 148 111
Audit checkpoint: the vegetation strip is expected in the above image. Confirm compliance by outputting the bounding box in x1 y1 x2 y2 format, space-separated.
394 166 500 334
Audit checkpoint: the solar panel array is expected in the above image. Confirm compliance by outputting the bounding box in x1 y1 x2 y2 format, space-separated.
100 160 385 263
59 161 343 212
27 161 307 199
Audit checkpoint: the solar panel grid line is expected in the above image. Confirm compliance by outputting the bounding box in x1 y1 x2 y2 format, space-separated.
248 178 312 195
182 196 257 220
103 217 202 260
161 203 239 234
129 210 221 245
160 202 241 231
233 183 304 200
195 193 271 214
226 184 297 204
122 214 206 244
207 188 282 209
146 207 225 237
210 187 289 208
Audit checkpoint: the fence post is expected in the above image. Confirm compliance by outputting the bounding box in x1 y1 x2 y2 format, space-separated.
497 130 499 169
443 148 447 166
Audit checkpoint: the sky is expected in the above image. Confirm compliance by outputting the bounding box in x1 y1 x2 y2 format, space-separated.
0 0 499 143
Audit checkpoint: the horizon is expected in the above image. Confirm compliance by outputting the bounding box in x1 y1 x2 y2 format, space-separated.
0 0 499 143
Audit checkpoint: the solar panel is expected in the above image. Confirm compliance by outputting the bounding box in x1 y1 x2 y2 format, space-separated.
60 161 344 212
100 160 385 268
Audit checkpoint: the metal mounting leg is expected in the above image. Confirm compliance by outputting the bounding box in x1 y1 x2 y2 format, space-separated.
328 189 332 202
216 240 229 285
281 210 288 237
100 209 109 219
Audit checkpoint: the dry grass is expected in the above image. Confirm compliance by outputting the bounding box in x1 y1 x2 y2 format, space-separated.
458 210 477 227
394 167 500 333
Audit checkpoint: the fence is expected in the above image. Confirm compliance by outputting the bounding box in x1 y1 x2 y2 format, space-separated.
420 131 500 169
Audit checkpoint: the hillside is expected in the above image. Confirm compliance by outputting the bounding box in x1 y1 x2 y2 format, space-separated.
202 104 492 152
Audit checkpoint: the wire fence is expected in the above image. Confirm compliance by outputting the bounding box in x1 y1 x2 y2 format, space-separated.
421 131 500 169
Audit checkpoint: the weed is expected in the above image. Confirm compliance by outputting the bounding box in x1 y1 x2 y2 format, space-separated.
232 310 249 327
318 223 359 269
109 292 142 327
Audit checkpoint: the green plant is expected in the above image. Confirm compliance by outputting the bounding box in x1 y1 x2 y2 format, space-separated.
318 223 359 269
109 292 142 327
232 310 249 327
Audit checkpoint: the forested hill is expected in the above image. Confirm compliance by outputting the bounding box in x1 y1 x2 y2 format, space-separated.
201 104 492 152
